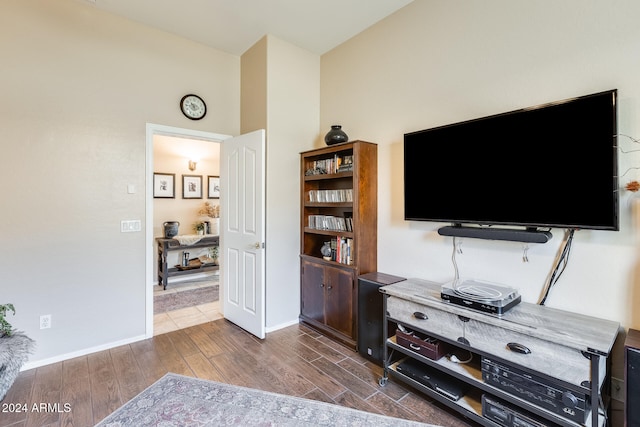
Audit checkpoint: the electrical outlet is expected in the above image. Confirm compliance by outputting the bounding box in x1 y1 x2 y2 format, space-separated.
40 314 51 329
611 377 624 402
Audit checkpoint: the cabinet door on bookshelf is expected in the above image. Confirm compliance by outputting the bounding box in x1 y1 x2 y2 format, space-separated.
324 266 355 338
300 260 325 323
300 258 356 340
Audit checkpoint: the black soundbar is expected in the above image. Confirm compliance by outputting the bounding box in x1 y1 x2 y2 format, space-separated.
438 225 552 243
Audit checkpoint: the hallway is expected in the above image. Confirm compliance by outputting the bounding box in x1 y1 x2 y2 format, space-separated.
154 300 222 335
153 274 221 335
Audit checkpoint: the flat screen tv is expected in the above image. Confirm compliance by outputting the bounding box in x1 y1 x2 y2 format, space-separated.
404 89 619 234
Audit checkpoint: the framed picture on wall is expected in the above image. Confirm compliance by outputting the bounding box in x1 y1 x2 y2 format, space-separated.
208 175 220 199
153 173 175 198
182 175 203 199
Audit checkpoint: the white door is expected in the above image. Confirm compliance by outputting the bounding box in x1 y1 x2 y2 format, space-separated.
220 129 266 339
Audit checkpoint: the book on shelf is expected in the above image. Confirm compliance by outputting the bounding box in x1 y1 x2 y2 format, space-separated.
344 212 353 232
307 189 353 203
308 214 354 232
337 154 353 172
304 153 354 176
329 236 353 265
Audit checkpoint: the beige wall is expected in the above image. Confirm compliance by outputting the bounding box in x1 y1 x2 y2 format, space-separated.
241 36 320 329
321 0 640 328
241 37 268 134
1 0 239 365
265 36 319 328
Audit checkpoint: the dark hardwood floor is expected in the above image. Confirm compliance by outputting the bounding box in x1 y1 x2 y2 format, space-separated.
1 320 475 427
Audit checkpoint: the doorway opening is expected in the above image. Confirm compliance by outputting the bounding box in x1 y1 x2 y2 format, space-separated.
145 123 232 338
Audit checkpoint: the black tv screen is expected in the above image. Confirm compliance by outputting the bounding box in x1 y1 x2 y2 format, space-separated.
404 89 619 231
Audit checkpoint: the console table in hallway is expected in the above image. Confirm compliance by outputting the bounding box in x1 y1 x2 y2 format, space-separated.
156 235 219 290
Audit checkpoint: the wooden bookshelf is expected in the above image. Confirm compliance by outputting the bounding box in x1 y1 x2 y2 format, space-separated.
299 141 377 349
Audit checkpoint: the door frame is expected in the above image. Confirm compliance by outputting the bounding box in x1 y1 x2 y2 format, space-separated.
145 123 232 338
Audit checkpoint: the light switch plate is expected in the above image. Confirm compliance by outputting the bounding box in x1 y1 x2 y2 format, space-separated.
121 220 141 232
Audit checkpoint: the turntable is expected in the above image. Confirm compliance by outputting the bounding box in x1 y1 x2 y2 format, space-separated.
440 279 521 316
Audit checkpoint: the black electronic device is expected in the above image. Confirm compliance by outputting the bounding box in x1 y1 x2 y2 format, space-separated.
440 279 521 316
357 273 406 365
396 358 468 401
438 225 553 243
482 394 559 427
625 329 640 426
404 89 619 235
482 357 589 424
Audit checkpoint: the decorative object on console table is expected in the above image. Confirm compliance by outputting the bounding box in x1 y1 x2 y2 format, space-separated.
625 328 640 427
324 125 348 145
210 218 220 235
205 246 219 265
198 201 220 234
193 222 205 235
163 221 179 238
0 303 35 401
300 141 377 350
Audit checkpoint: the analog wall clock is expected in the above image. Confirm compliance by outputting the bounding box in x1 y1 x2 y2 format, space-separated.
180 94 207 120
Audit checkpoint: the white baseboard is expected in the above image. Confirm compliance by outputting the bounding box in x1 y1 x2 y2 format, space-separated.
266 318 299 334
21 333 148 371
22 318 298 370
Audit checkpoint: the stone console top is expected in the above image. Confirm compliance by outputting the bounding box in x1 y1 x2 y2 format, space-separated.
380 278 619 356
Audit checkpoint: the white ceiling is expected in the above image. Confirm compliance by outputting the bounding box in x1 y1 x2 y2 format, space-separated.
85 0 414 55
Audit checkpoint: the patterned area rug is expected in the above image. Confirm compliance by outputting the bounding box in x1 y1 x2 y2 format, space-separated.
96 373 438 427
154 282 219 314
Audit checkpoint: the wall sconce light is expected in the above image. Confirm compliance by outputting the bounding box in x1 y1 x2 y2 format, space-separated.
188 160 197 171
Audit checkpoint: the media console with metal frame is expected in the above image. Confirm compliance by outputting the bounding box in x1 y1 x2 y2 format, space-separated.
378 278 619 427
156 236 219 290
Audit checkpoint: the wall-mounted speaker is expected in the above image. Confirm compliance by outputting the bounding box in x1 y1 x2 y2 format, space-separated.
438 225 553 243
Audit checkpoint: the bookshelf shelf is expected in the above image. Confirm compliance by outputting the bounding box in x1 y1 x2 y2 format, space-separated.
304 202 353 208
304 171 353 181
303 228 354 237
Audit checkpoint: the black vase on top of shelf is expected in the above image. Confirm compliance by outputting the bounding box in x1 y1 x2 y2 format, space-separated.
324 125 348 145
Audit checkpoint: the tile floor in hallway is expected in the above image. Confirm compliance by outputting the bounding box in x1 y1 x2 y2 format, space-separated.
153 273 221 335
153 300 222 335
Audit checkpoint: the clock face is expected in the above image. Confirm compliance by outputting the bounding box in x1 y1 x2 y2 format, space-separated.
180 94 206 120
